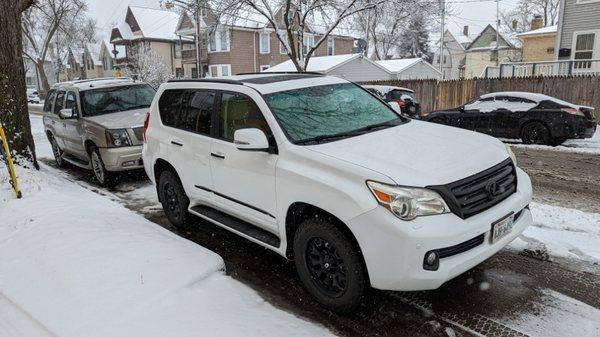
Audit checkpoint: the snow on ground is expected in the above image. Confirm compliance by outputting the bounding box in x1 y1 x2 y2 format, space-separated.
503 129 600 155
509 203 600 263
501 289 600 337
0 117 333 336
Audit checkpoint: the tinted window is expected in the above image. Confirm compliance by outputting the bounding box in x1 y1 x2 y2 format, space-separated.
264 83 403 143
480 97 495 102
217 92 270 141
65 91 78 115
158 89 185 128
54 91 65 114
181 90 214 134
43 90 55 112
80 84 155 117
159 89 215 134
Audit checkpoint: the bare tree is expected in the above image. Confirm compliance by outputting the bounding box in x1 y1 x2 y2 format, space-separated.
53 17 97 82
21 0 87 92
501 0 559 34
124 52 174 88
211 0 387 71
0 0 39 168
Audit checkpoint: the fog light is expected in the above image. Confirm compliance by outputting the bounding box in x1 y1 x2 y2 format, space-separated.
423 251 439 271
122 160 136 167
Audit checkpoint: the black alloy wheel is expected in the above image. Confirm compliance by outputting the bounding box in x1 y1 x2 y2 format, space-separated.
521 121 551 145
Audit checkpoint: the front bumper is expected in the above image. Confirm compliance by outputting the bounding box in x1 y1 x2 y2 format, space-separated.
347 168 533 291
98 145 144 171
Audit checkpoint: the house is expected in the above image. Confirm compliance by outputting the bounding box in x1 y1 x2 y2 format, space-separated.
464 25 521 78
265 54 390 81
517 19 557 62
110 6 194 76
376 58 442 80
174 4 356 77
555 0 600 70
82 44 104 79
99 39 126 77
432 27 473 79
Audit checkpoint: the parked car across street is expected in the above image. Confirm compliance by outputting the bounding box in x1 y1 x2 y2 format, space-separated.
142 73 533 313
424 91 597 146
43 77 156 185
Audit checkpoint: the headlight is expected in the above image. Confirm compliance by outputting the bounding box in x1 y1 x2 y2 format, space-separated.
105 129 132 147
367 181 450 221
506 145 517 165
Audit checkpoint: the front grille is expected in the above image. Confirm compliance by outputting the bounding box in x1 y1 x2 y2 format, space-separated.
428 159 517 219
438 234 485 259
132 127 144 141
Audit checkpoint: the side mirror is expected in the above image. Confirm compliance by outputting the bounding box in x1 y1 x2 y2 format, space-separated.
388 101 402 113
59 108 76 119
233 128 269 151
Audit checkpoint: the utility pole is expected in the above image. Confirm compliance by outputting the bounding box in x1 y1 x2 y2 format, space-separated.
439 0 445 78
194 0 201 77
495 0 500 66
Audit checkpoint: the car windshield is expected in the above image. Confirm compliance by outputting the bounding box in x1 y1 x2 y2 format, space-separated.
80 84 156 117
264 83 405 144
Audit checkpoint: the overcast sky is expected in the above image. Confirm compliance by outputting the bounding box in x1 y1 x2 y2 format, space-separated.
86 0 521 41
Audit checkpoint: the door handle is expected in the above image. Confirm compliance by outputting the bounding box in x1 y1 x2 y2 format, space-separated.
211 152 225 159
170 140 183 147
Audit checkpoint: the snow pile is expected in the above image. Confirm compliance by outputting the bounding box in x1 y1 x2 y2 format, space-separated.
510 203 600 262
0 165 332 336
505 129 600 154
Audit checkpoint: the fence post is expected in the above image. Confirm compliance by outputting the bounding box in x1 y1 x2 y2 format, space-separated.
499 64 503 78
484 67 489 79
512 65 515 77
568 61 574 76
531 63 537 77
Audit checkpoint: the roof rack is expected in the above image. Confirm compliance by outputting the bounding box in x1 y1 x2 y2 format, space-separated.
70 77 133 84
167 78 244 85
236 71 326 76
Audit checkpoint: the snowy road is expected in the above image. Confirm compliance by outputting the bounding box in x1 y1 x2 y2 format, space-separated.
8 115 600 337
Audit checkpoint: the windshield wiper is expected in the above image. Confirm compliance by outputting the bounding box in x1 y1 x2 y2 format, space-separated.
296 119 402 145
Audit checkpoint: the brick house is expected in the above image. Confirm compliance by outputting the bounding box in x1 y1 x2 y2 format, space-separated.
174 6 356 77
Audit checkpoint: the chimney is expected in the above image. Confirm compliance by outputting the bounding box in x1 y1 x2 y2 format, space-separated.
463 25 469 37
531 15 543 31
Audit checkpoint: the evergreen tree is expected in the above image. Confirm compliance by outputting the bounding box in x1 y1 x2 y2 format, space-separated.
397 13 433 61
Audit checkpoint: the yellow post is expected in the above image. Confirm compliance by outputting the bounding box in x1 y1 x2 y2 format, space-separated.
0 123 22 198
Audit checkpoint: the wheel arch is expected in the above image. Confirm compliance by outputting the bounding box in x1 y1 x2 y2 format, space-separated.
284 202 371 285
153 158 179 202
84 139 97 154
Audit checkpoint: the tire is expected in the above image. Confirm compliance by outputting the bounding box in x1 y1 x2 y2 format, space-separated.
293 218 367 313
49 136 67 168
89 146 113 186
158 170 193 230
521 122 551 145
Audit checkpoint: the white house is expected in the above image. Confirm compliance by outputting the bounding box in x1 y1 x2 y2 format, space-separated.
375 58 442 80
265 53 391 81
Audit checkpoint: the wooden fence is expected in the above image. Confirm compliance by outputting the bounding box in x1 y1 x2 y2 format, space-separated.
362 76 600 118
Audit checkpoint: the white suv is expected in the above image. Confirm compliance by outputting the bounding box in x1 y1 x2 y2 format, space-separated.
142 73 532 312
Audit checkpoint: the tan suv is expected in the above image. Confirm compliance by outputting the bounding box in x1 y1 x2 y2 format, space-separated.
43 78 156 185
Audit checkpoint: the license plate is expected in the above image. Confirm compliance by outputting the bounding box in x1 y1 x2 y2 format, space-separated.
491 214 514 244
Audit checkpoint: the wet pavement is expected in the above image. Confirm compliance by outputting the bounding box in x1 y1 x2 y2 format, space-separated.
39 148 600 337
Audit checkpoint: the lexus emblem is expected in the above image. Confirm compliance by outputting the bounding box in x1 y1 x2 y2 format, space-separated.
485 180 502 198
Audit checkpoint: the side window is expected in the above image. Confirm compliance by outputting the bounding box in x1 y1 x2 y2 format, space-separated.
54 90 66 114
43 90 56 112
65 91 78 115
217 92 271 142
180 90 215 134
158 89 185 128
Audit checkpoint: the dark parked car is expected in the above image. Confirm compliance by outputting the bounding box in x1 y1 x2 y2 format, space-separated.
363 85 421 118
424 92 597 145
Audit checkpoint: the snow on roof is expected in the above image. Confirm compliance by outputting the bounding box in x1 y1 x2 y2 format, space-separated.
86 43 103 66
129 6 181 40
517 25 558 37
266 54 361 72
116 21 134 40
102 39 126 59
375 58 422 73
480 91 585 108
454 32 473 45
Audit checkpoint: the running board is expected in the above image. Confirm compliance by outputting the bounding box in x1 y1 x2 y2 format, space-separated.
62 153 91 169
189 205 281 248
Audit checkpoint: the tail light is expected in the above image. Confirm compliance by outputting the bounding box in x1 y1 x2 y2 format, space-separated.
562 107 584 117
142 112 150 143
396 99 407 107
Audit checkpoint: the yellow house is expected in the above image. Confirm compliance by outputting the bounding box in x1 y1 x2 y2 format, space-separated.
517 25 557 62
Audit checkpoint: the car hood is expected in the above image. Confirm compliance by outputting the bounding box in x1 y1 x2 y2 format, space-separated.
306 120 509 187
83 108 147 129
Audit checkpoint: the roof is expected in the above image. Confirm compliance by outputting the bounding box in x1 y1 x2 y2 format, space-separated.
52 78 144 91
86 43 103 66
362 85 414 94
375 58 422 73
467 25 515 51
112 6 181 42
479 91 579 107
165 73 349 95
265 54 364 72
517 25 557 37
102 39 126 59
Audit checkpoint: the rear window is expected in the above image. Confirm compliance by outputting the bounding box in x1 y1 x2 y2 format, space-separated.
80 84 155 117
